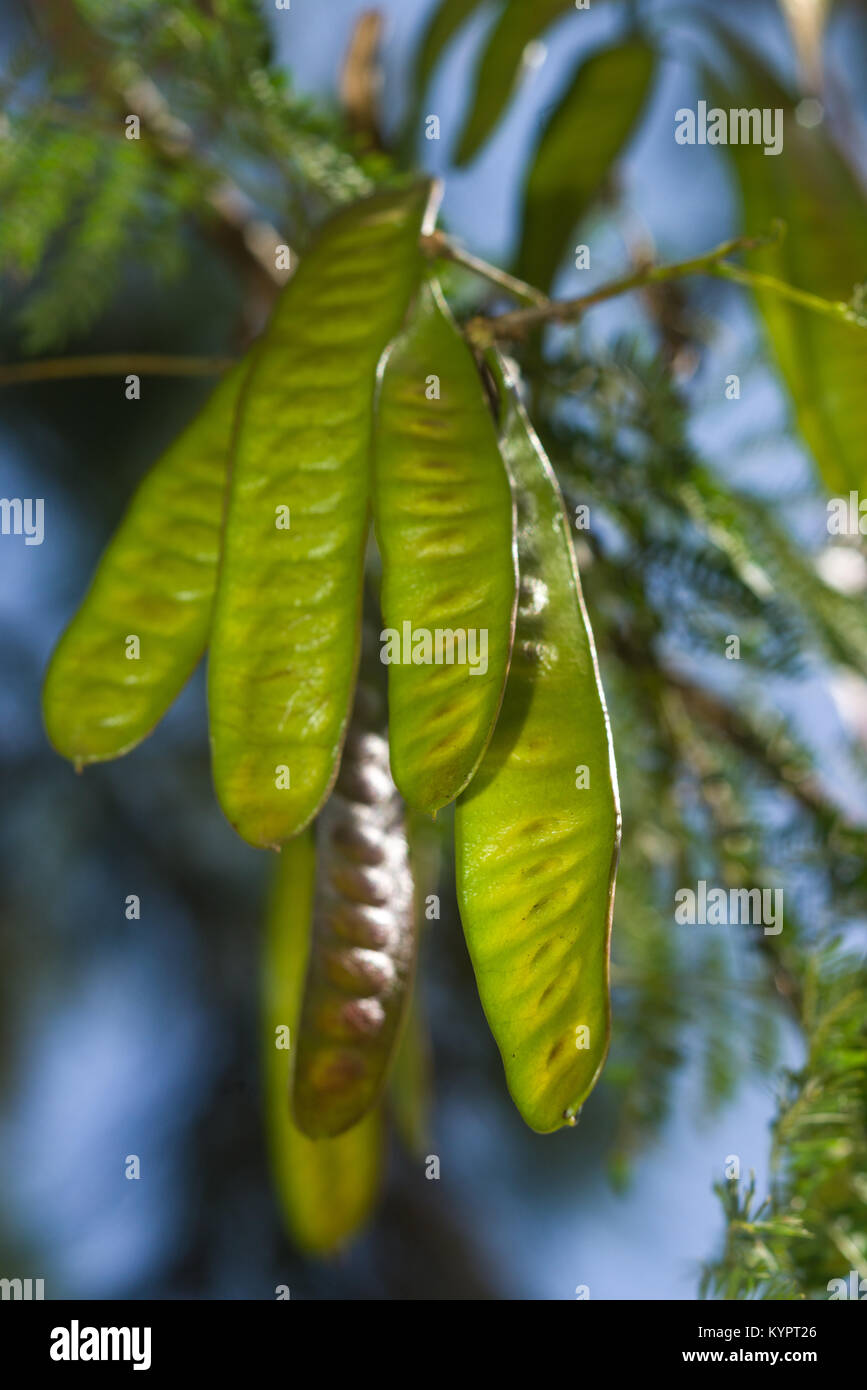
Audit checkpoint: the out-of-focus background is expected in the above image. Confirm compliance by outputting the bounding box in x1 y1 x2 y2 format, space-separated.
1 0 866 1299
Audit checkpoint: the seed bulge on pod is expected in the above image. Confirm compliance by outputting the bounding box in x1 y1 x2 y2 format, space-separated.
329 901 396 950
329 858 392 906
329 817 387 865
324 946 396 994
335 753 396 809
291 684 417 1139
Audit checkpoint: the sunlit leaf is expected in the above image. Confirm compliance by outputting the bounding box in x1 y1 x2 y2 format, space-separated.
777 0 833 91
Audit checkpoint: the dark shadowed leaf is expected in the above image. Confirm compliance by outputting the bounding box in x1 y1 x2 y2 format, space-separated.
292 674 418 1139
516 38 656 293
372 278 518 815
455 0 581 166
412 0 491 112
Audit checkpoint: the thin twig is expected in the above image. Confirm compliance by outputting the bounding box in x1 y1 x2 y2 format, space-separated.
708 261 866 326
0 354 236 386
422 230 549 308
464 223 866 345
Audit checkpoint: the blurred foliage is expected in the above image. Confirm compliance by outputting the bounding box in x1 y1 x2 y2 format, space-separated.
709 27 867 497
702 947 867 1299
2 0 866 1299
0 0 383 350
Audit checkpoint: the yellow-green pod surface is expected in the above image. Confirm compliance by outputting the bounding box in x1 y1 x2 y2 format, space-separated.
292 676 417 1138
454 354 621 1134
208 184 434 849
372 279 518 814
264 828 381 1256
42 363 248 764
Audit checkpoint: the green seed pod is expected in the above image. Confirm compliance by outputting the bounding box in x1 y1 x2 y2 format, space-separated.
292 671 417 1139
389 807 439 1155
388 984 433 1157
373 278 518 814
42 362 248 765
264 828 382 1256
454 352 621 1134
208 183 435 849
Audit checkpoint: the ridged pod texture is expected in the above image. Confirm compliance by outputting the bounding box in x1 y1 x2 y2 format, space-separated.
292 678 416 1138
42 362 248 764
373 279 518 814
208 183 434 848
455 354 620 1134
264 828 381 1255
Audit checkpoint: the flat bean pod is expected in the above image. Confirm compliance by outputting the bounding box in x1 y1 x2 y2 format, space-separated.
455 353 621 1133
42 362 248 764
292 673 417 1138
389 807 439 1155
372 279 518 814
208 183 434 849
264 828 381 1255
